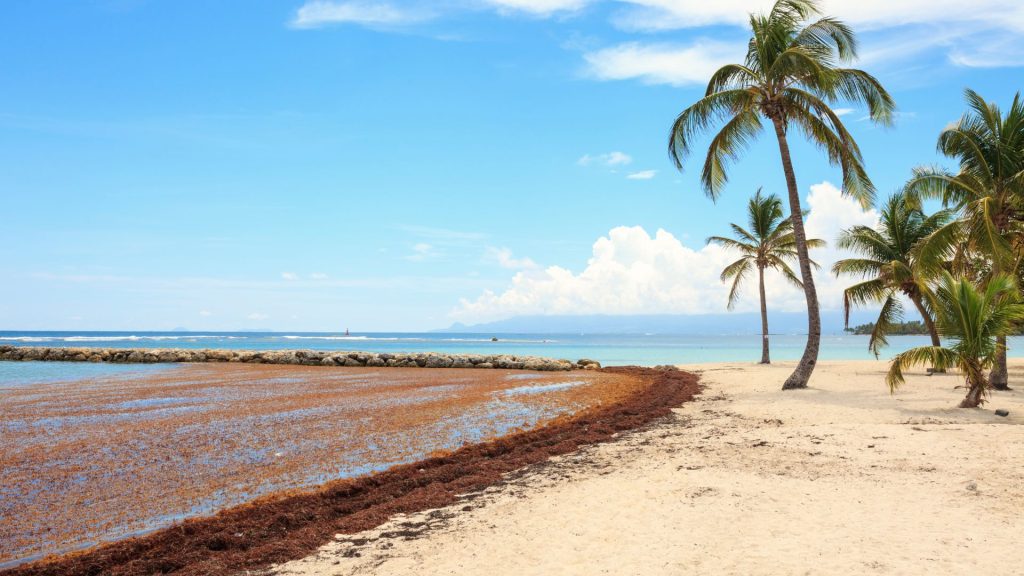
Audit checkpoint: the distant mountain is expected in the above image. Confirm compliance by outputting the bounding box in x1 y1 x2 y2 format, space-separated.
435 311 876 335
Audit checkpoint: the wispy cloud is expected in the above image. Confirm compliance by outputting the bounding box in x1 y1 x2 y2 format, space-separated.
199 310 212 317
290 1 430 29
833 108 855 117
577 150 632 167
309 272 329 280
583 40 744 86
406 242 437 262
486 247 538 270
247 312 270 321
281 272 298 281
394 224 488 242
626 169 656 180
610 1 1024 33
483 0 591 17
606 1 1024 73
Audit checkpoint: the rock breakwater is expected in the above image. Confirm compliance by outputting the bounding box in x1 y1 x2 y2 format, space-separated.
0 345 602 371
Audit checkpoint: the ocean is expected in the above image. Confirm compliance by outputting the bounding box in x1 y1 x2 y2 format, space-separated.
4 330 1023 366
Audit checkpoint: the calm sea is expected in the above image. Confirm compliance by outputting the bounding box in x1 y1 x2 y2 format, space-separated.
3 331 1023 366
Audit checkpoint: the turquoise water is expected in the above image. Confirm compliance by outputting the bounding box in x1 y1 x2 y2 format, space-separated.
0 360 175 387
3 331 1024 366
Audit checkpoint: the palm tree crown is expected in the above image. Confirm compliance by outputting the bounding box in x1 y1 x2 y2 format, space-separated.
668 0 894 204
907 89 1024 276
709 190 823 309
833 194 953 356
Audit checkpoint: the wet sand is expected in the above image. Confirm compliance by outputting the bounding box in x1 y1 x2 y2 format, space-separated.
270 360 1024 576
0 363 643 569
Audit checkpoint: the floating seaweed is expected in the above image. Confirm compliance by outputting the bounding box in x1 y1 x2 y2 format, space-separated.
0 363 645 570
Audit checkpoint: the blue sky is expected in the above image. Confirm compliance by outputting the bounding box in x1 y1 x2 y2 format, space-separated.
1 0 1022 331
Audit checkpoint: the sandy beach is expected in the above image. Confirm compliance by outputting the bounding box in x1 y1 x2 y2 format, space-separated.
272 360 1024 576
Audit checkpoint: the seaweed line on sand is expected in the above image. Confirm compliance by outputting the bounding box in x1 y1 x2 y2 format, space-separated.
2 366 701 576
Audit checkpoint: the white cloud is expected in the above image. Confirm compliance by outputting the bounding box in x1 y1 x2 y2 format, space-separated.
484 0 590 16
583 40 744 86
627 169 657 180
199 310 212 317
248 312 270 321
281 272 298 281
395 224 488 241
406 242 437 262
487 247 539 270
833 108 855 117
578 150 633 167
948 35 1024 68
290 1 429 28
607 1 1024 72
611 1 1024 33
309 272 329 280
451 181 879 324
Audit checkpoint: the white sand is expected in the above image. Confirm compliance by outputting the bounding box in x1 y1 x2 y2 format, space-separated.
273 360 1024 576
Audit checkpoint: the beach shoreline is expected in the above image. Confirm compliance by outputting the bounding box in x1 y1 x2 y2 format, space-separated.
270 359 1024 576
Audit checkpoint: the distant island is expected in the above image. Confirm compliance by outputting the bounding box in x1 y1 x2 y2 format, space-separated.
845 321 929 335
846 320 1024 336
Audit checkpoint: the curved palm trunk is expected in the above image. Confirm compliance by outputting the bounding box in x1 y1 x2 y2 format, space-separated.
759 265 770 364
990 336 1010 390
771 118 820 389
908 294 940 348
988 257 1010 390
960 362 988 408
909 293 945 373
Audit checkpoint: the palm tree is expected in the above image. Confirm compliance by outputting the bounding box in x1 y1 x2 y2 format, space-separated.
709 190 825 364
905 90 1024 390
668 0 895 389
887 273 1024 408
833 194 953 357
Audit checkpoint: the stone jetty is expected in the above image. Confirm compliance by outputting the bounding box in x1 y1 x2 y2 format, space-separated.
0 345 602 371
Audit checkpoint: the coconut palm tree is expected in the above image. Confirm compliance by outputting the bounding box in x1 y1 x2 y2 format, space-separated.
886 273 1024 408
667 0 895 389
905 89 1024 390
833 194 953 356
709 189 825 364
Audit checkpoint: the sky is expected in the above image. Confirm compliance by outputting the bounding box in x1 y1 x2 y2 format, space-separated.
1 0 1023 332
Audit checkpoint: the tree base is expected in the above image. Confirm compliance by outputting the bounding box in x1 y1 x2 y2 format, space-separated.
991 384 1013 391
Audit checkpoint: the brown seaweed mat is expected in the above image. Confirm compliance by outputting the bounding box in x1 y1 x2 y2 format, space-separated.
3 367 700 576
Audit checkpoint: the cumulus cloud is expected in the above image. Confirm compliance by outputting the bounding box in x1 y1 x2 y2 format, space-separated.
486 247 539 270
583 41 745 86
451 181 879 324
578 151 632 167
290 1 429 28
626 169 656 180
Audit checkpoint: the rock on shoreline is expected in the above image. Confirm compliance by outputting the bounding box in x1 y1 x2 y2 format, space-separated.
0 345 602 371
